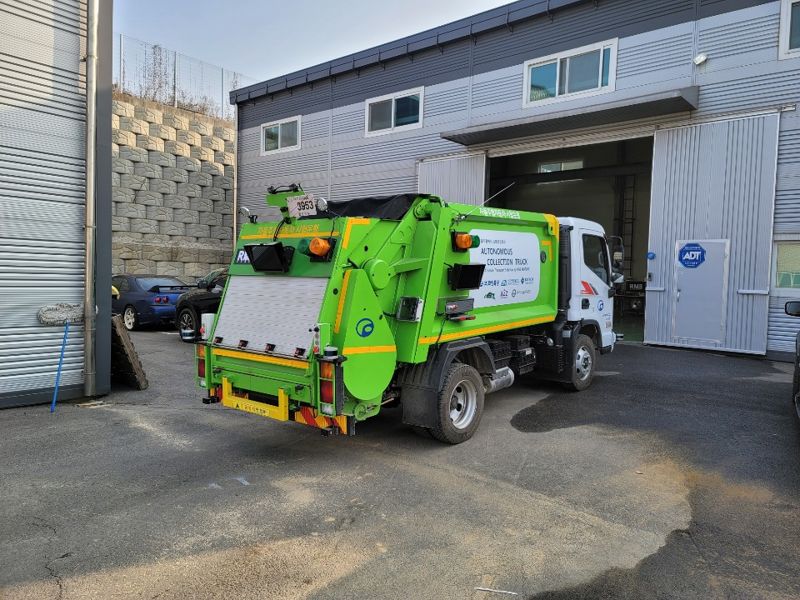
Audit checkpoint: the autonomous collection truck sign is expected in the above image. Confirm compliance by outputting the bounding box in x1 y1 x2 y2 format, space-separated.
470 229 540 308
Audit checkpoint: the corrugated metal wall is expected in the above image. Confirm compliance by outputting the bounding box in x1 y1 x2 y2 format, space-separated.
644 114 779 353
418 154 487 205
0 0 87 398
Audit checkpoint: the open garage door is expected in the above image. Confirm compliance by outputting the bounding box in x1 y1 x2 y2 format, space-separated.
644 114 779 354
418 153 486 205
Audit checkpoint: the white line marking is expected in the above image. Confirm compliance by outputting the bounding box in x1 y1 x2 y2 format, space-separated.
233 476 250 486
474 588 518 596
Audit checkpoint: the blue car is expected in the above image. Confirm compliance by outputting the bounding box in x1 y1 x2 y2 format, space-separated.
111 274 191 331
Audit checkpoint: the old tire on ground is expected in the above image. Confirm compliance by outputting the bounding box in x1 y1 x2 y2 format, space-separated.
563 334 596 392
177 307 198 339
430 362 484 444
123 305 138 331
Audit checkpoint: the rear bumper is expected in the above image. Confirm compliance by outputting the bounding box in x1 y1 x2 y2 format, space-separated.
140 305 176 324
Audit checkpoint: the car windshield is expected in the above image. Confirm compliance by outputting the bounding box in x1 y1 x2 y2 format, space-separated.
137 277 186 290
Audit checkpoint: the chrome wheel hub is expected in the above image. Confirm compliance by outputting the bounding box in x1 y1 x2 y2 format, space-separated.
575 346 593 381
123 308 135 329
449 378 478 430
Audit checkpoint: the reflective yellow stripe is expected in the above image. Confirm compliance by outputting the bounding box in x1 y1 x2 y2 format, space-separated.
333 270 351 334
342 345 396 355
343 218 371 249
418 315 554 345
240 230 340 240
212 347 308 370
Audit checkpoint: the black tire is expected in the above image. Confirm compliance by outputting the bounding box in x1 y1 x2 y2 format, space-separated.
122 305 138 331
563 334 596 392
430 362 485 444
177 306 198 338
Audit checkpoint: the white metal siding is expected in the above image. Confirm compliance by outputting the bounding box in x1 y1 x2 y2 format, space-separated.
418 154 487 205
0 0 87 396
645 114 779 354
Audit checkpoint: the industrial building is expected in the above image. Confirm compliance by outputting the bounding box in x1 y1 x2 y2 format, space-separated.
231 0 800 358
0 0 113 406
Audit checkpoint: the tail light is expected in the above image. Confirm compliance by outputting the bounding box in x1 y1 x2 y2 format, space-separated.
319 361 334 404
197 357 206 378
320 380 333 404
154 296 169 303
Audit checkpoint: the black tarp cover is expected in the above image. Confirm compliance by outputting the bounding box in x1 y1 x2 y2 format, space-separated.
313 194 425 220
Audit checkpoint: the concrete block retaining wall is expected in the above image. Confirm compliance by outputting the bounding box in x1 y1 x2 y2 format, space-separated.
111 93 235 280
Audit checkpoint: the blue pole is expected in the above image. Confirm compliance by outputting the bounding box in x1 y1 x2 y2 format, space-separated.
50 320 70 413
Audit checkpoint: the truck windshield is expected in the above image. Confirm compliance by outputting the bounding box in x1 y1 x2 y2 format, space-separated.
583 235 610 284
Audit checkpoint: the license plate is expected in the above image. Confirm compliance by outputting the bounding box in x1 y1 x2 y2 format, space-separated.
287 194 317 218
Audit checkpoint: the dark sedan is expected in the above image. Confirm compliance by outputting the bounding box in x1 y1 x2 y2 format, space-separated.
175 267 228 339
111 274 191 331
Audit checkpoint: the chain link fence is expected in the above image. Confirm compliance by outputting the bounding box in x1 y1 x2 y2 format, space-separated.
112 33 256 121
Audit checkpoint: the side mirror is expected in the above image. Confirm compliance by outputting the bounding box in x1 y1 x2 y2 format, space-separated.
612 272 625 285
785 301 800 317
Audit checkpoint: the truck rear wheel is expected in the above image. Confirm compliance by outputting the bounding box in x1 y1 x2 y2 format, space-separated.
430 363 484 444
563 334 596 392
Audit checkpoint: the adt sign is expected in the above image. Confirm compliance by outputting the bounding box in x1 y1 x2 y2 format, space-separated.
678 243 706 268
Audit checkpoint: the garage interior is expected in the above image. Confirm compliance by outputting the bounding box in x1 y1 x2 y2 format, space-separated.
488 138 654 341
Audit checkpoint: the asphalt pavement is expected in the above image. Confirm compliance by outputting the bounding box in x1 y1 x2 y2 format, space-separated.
1 331 799 599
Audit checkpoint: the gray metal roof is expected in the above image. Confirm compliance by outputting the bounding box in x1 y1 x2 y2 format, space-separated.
441 87 700 145
230 0 589 105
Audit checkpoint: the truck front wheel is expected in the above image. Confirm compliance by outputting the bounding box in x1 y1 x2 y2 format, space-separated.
563 334 596 392
430 363 485 444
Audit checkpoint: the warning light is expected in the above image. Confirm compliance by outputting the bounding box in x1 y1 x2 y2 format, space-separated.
309 237 332 257
453 232 480 252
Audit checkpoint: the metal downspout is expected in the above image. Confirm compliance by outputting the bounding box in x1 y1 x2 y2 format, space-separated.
83 0 99 397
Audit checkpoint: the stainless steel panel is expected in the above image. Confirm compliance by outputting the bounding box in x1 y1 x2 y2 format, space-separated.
417 154 486 205
212 275 328 357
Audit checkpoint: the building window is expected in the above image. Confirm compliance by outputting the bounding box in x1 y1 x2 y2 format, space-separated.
538 160 584 173
365 88 423 136
260 117 301 154
780 0 800 59
775 242 800 292
523 40 617 107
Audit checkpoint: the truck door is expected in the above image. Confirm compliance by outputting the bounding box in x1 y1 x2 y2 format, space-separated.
578 231 615 349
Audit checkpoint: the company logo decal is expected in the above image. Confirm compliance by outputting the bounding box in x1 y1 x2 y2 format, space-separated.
678 243 706 269
580 281 597 295
355 318 375 338
234 249 250 264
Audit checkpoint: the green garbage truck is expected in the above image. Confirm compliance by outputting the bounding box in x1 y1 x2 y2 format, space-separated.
195 185 618 443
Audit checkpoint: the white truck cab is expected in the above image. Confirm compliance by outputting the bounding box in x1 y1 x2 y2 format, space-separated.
559 217 619 353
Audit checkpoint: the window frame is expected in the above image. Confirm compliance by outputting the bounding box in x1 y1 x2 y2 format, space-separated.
779 0 800 60
522 39 618 108
259 116 302 155
772 240 800 297
364 87 424 137
582 233 611 285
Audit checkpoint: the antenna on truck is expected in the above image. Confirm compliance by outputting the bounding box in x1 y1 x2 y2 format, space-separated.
456 181 516 221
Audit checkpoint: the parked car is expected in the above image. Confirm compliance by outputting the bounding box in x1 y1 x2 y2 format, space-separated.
111 274 191 331
175 267 228 340
785 300 800 422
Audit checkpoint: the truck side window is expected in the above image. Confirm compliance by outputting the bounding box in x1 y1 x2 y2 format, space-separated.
583 234 610 284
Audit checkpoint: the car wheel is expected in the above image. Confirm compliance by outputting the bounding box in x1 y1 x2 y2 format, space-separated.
429 362 484 444
177 307 198 337
123 305 138 331
563 334 596 392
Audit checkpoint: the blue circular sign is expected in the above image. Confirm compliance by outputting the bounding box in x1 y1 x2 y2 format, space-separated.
597 300 604 312
678 243 706 268
647 251 656 260
355 318 375 338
